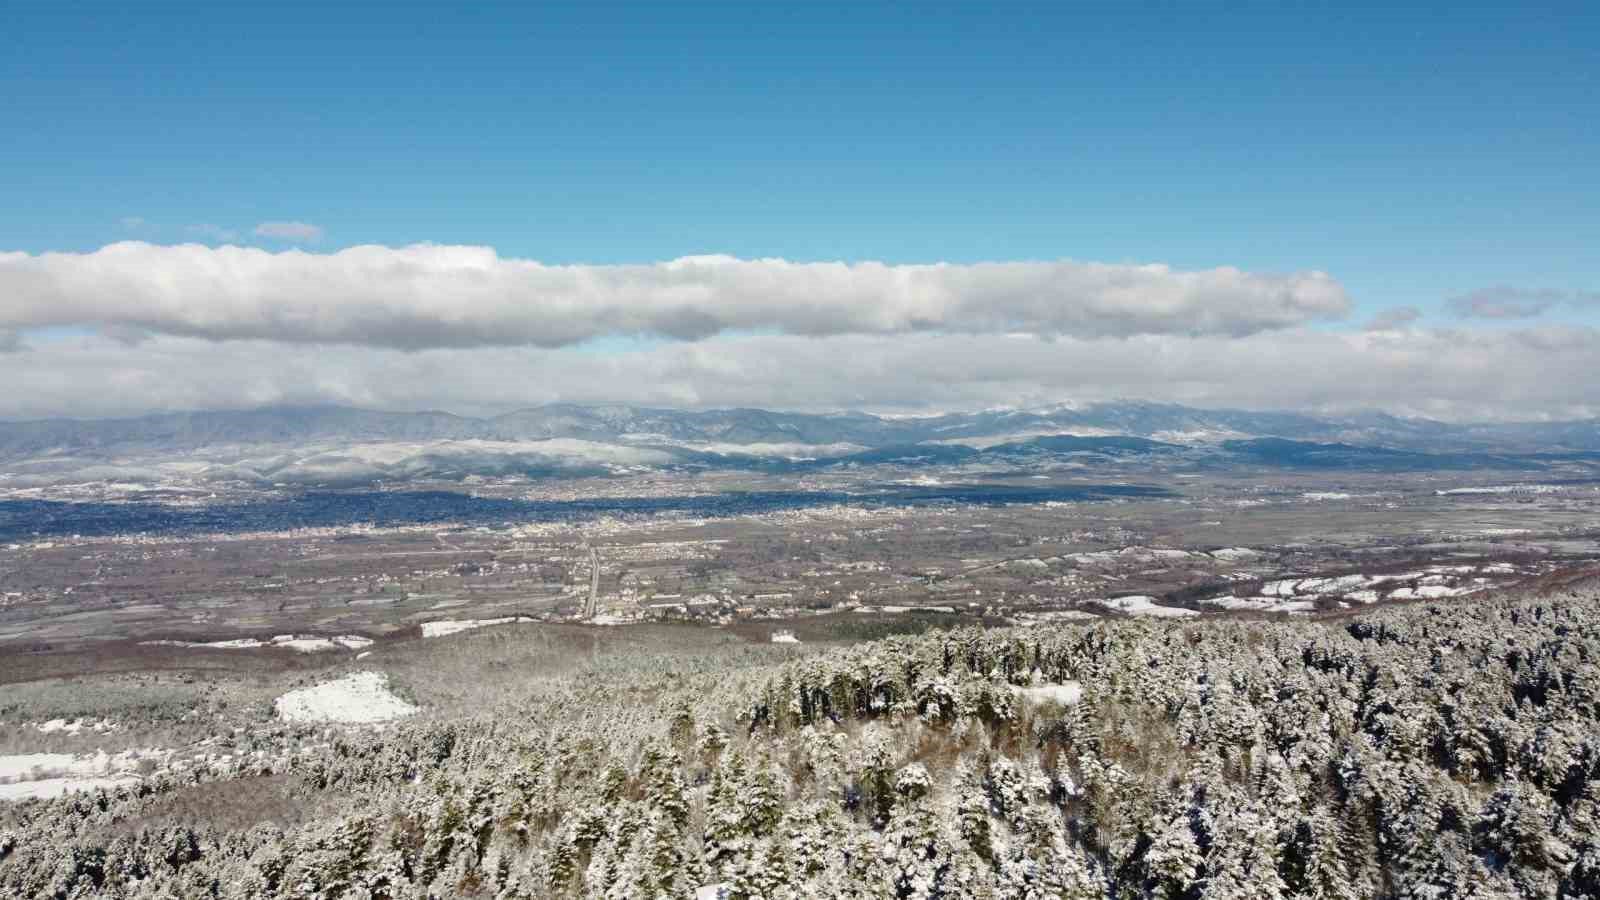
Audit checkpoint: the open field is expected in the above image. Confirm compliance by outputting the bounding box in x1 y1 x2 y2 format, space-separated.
3 464 1597 660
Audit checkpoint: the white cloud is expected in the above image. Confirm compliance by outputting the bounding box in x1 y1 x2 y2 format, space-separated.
3 327 1597 422
0 242 1349 349
1445 285 1600 320
252 221 325 242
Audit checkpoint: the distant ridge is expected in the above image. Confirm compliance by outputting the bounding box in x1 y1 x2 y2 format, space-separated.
2 401 1598 459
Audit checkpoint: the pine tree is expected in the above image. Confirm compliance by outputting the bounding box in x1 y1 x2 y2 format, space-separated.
1145 812 1203 900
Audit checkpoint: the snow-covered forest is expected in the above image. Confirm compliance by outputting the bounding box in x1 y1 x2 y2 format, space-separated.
4 589 1599 899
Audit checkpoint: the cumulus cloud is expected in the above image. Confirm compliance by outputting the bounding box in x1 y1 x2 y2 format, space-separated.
1445 285 1600 320
3 327 1598 423
0 242 1350 349
253 221 325 242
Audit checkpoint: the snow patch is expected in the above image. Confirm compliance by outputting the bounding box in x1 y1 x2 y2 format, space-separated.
139 633 373 653
1207 596 1319 614
0 753 77 781
274 672 418 724
0 776 139 802
1435 484 1561 496
1012 682 1084 706
1098 595 1199 618
1016 610 1100 623
1261 578 1301 598
1 749 168 802
420 617 531 638
1390 585 1467 600
34 718 117 735
1295 574 1371 595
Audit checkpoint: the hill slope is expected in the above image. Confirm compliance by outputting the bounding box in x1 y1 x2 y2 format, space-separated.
3 589 1598 897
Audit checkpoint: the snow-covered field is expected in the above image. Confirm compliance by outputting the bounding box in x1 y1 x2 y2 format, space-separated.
1207 596 1318 614
1069 547 1199 566
32 717 118 735
141 634 373 653
419 617 532 638
1097 595 1199 618
0 774 141 801
1016 610 1100 623
1232 563 1519 609
274 672 419 724
1435 484 1563 496
0 749 165 802
1390 584 1477 600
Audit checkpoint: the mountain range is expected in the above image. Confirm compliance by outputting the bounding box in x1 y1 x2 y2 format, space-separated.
4 401 1600 455
1 402 1596 487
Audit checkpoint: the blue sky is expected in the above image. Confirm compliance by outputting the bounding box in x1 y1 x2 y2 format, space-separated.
4 2 1596 316
1 2 1597 420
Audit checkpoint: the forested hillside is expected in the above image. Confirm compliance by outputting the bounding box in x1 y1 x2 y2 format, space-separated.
4 590 1599 898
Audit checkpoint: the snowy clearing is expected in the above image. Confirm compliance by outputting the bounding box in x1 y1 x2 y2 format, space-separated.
0 776 140 802
140 634 373 653
1295 574 1372 594
419 617 531 638
1012 682 1084 706
1017 610 1100 623
1070 547 1197 566
35 718 118 735
1 749 169 803
1232 563 1526 607
1435 484 1561 495
1207 596 1317 614
274 672 419 724
0 753 78 781
1391 584 1473 600
1098 596 1199 618
1261 578 1301 597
